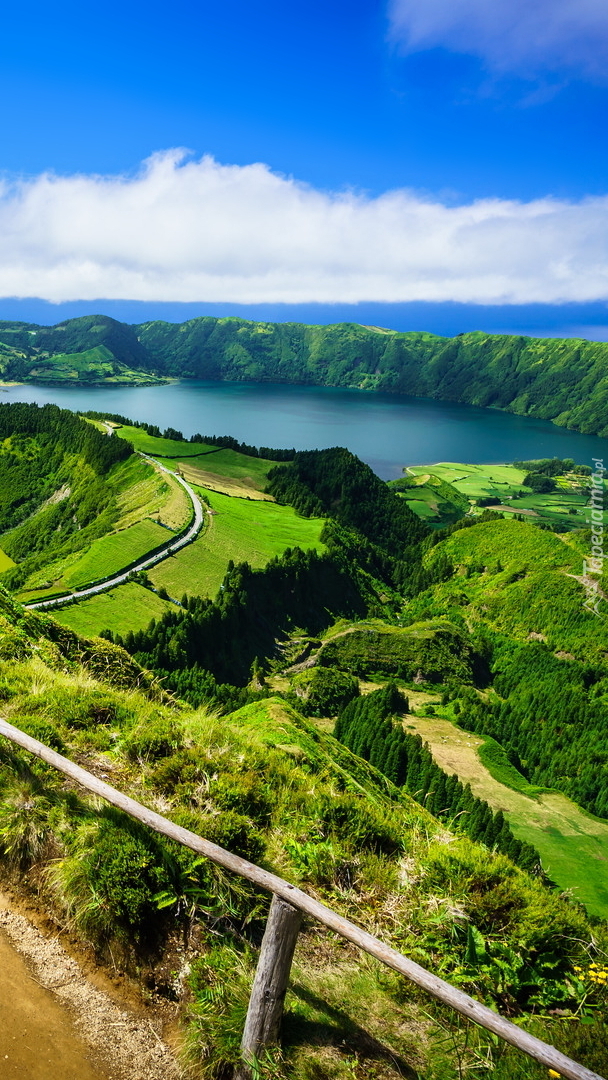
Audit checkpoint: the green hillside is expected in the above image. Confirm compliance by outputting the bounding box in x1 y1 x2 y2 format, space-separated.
0 403 190 601
2 411 608 1078
1 585 608 1079
4 313 608 435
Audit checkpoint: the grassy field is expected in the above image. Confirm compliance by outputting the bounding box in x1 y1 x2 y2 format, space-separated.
148 487 326 600
403 711 608 918
111 454 191 530
13 455 191 600
52 581 175 636
61 519 170 587
116 426 277 494
408 462 526 493
406 462 604 530
27 345 163 385
0 548 15 573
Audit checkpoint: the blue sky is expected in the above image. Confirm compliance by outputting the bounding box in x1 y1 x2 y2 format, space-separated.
1 0 608 336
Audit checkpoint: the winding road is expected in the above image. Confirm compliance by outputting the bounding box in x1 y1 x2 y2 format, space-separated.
25 455 205 611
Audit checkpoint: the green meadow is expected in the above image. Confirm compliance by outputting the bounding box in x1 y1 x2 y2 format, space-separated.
62 518 171 586
0 548 14 573
117 425 276 491
18 519 171 602
149 487 326 600
52 580 175 637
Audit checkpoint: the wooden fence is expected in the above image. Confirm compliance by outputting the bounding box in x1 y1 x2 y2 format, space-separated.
0 715 604 1080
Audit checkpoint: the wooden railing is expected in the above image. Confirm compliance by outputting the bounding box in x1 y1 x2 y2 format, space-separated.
0 715 604 1080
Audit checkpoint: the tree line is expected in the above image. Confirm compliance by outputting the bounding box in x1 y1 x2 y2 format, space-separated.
335 684 542 875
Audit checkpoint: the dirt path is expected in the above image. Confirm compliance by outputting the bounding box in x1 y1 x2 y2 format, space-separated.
0 926 106 1080
0 897 183 1080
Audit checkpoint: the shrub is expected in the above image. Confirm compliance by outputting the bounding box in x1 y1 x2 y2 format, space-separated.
211 769 274 825
317 794 404 856
200 810 265 863
123 716 184 761
14 715 65 751
0 782 57 868
290 666 359 717
53 818 172 941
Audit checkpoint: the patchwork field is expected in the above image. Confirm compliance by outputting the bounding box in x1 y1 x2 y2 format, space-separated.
28 345 163 384
403 711 608 919
52 580 175 637
404 461 604 530
148 487 326 601
116 426 276 493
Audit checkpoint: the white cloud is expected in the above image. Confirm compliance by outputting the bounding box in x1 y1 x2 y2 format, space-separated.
1 151 608 305
388 0 608 78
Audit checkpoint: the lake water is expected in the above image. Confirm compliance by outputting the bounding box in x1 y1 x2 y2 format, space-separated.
2 380 607 480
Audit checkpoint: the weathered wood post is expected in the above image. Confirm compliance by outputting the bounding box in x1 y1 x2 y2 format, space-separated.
235 894 302 1080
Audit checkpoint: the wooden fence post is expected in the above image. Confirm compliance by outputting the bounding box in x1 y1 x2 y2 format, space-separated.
235 895 302 1080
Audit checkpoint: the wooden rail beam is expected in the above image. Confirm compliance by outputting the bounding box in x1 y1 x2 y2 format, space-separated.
235 896 302 1080
0 716 604 1080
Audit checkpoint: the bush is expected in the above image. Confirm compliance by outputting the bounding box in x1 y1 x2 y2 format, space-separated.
53 818 172 942
317 794 404 856
211 769 274 825
123 716 184 761
200 810 265 863
14 715 65 751
290 667 359 716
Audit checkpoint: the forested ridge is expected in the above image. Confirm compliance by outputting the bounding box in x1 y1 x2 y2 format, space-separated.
3 312 608 435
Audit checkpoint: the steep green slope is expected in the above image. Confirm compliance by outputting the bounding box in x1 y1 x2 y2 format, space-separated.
400 517 608 823
4 314 608 436
1 585 607 1080
0 404 190 600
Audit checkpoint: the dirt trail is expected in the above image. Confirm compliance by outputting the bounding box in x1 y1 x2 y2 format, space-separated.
0 923 107 1080
0 896 183 1080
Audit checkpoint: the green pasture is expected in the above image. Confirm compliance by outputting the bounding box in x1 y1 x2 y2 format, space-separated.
148 488 326 601
0 548 15 573
52 581 175 637
406 461 604 530
408 462 527 496
402 497 437 519
116 425 216 457
118 426 276 489
61 519 170 588
27 346 162 385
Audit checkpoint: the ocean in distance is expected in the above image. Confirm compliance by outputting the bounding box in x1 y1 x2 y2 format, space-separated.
2 379 607 480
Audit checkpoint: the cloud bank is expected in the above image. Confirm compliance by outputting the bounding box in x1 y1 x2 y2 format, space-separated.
389 0 608 77
1 151 608 305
